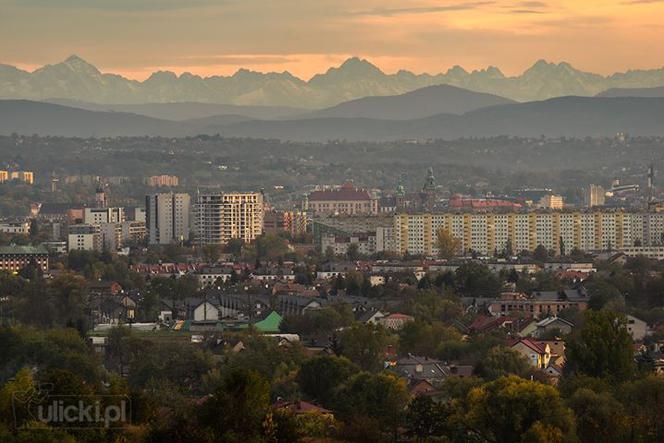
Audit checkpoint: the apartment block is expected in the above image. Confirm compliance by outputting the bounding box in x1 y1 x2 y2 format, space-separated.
392 211 664 257
146 193 191 245
83 207 125 225
194 192 263 245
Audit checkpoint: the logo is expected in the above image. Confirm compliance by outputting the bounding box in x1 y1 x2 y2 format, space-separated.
12 385 131 429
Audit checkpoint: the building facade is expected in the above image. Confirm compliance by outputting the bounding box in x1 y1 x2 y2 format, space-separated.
305 183 378 215
194 192 264 245
0 245 49 272
146 193 191 245
392 211 664 257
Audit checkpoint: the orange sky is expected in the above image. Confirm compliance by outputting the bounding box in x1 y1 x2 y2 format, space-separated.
2 0 664 80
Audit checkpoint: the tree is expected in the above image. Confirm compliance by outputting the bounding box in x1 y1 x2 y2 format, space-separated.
405 395 450 440
455 263 501 298
464 376 576 443
619 376 664 441
398 320 461 357
335 372 409 440
201 244 222 263
533 244 549 262
436 228 461 259
474 346 532 380
297 355 357 405
567 388 627 443
346 243 360 261
338 324 392 372
564 310 635 382
199 369 270 441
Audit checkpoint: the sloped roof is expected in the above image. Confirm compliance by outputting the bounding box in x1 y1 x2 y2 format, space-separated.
244 311 282 332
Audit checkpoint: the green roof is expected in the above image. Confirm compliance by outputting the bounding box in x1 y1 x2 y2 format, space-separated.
240 311 283 333
0 245 49 255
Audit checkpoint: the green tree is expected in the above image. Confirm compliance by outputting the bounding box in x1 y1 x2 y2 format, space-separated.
567 388 627 443
474 346 532 380
565 310 635 382
199 369 270 441
335 371 409 440
297 355 357 405
338 324 392 372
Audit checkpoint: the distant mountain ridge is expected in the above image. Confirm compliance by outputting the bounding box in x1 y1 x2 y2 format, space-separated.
307 84 514 119
2 55 664 107
3 97 664 140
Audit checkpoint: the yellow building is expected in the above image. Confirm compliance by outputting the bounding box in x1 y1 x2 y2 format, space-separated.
392 211 664 257
538 195 564 210
0 170 33 184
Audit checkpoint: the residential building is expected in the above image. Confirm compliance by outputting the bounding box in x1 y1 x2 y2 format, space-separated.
392 211 664 257
0 221 30 235
488 290 588 318
68 224 102 251
585 184 605 207
538 195 564 210
100 223 123 251
321 232 376 256
0 245 49 272
83 207 125 225
147 175 180 187
263 210 308 237
146 193 191 245
509 338 551 369
120 221 147 243
0 170 34 184
194 192 263 245
305 183 378 215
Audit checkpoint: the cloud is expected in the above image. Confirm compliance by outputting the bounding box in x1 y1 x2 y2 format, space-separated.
9 0 225 11
353 2 494 17
514 1 548 7
510 9 546 13
622 0 664 4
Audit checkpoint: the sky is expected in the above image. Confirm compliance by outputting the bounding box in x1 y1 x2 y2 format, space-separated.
1 0 664 80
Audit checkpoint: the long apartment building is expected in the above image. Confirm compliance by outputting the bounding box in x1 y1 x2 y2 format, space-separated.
194 192 264 245
393 211 664 256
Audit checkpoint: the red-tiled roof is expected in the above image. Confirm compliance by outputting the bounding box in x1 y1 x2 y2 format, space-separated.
508 338 548 354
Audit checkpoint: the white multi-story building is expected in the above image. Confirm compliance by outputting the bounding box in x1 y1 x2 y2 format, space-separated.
146 193 191 245
83 207 125 225
194 192 263 245
68 224 102 252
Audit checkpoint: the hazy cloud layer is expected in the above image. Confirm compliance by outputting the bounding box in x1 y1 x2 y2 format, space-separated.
1 0 664 79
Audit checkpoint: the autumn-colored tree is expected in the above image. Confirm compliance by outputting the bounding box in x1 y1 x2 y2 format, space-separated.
436 228 461 259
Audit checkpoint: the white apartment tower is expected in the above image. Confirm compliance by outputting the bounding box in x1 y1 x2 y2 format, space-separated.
146 193 191 245
194 192 264 245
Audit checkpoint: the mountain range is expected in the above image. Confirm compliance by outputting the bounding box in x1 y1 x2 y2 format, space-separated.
3 96 664 141
3 55 664 107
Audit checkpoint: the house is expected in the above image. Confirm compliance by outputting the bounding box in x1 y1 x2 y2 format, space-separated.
356 309 386 325
534 316 574 338
489 289 588 318
378 313 415 330
196 266 234 287
469 314 532 335
391 356 450 385
626 315 650 341
508 338 551 369
88 280 123 296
